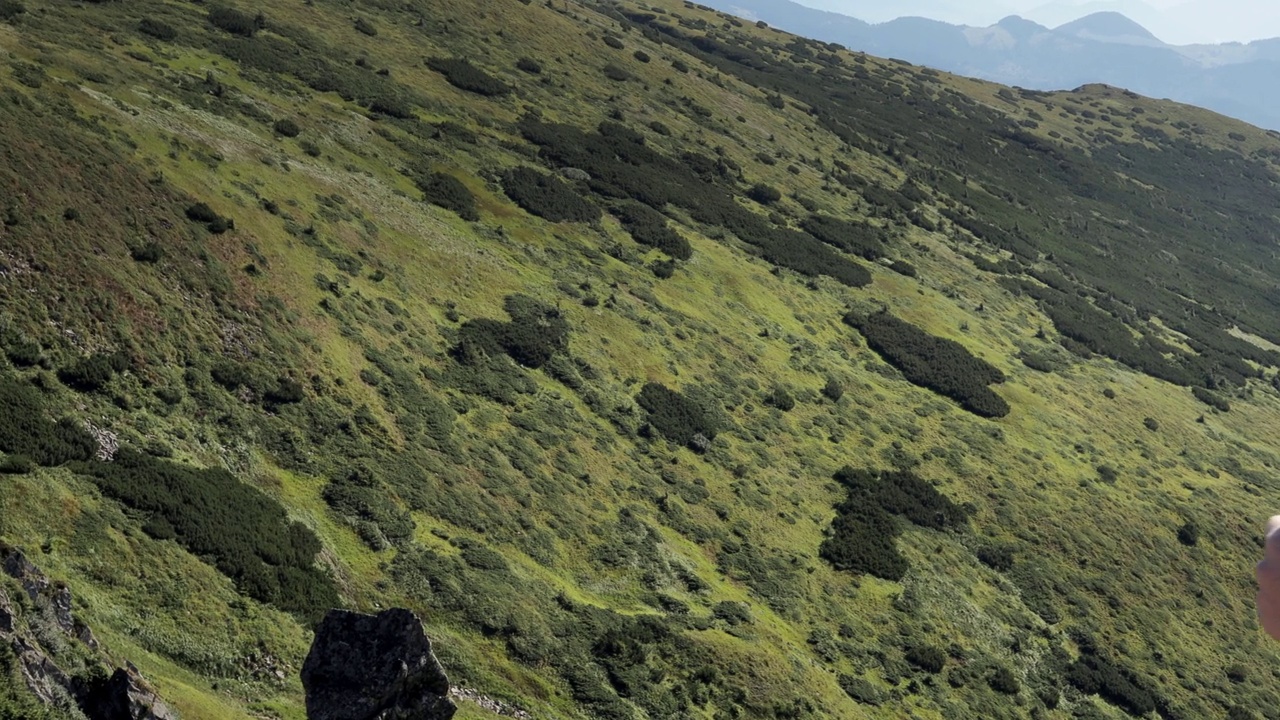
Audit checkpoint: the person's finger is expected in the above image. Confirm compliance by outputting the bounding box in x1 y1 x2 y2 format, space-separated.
1267 515 1280 538
1266 516 1280 561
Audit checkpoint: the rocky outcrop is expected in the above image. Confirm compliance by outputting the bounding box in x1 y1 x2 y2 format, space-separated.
0 545 173 720
82 663 176 720
301 609 456 720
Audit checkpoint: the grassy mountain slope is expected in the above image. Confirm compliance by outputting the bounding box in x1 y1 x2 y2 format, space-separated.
2 1 1280 719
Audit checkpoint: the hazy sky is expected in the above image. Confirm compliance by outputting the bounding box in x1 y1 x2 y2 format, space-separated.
795 0 1280 45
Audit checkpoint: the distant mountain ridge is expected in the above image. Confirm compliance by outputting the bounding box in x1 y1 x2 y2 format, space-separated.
714 0 1280 129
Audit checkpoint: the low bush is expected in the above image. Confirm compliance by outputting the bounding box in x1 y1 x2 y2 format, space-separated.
746 183 781 204
603 35 625 49
845 310 1009 418
1192 386 1230 412
636 382 721 449
454 295 569 371
417 172 479 221
0 378 96 466
138 17 177 41
800 215 886 259
208 6 264 37
273 118 301 137
426 57 510 96
516 57 542 74
324 465 414 549
353 17 377 36
131 242 163 263
502 167 601 223
58 352 128 393
185 202 234 233
76 449 337 619
821 467 967 581
905 645 946 673
611 202 691 259
1176 520 1199 546
1066 649 1158 717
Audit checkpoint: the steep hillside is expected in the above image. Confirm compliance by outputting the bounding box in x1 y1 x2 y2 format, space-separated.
2 1 1280 719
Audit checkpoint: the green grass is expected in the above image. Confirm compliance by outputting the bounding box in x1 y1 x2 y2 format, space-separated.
2 0 1280 718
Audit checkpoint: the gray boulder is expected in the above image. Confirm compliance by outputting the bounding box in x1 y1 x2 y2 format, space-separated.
301 609 456 720
83 663 177 720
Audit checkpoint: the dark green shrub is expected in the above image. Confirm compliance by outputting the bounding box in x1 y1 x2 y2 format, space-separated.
765 385 795 411
207 216 232 234
0 454 34 474
602 64 631 82
131 242 163 264
1193 386 1230 412
712 601 750 625
154 387 183 406
353 17 377 36
1176 521 1199 546
58 352 128 393
612 201 691 259
208 6 264 37
77 449 337 619
603 35 625 49
746 183 781 204
1097 465 1119 484
633 50 651 63
417 172 479 221
650 259 675 279
502 167 600 223
845 310 1009 418
454 295 569 370
426 57 510 96
821 468 967 581
185 202 219 223
976 544 1014 572
138 17 176 41
988 666 1020 695
324 466 414 549
636 382 720 449
1066 651 1157 716
800 215 886 259
671 59 689 73
889 259 917 277
838 675 883 706
1103 387 1116 399
273 118 301 137
1143 417 1159 431
821 377 843 401
367 95 415 119
0 379 96 466
4 340 41 368
515 57 542 74
905 645 946 673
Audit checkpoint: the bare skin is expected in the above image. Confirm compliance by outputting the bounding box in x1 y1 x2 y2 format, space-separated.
1257 516 1280 640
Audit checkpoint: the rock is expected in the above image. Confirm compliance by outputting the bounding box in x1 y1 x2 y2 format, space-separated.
0 586 13 634
0 546 168 719
558 167 591 182
82 663 178 720
301 609 456 720
2 546 50 603
10 635 75 708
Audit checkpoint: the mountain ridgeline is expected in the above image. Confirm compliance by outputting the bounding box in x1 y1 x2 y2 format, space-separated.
1 0 1280 719
712 0 1280 131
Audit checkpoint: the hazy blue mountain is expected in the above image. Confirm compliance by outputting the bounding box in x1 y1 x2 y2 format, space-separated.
713 0 1280 129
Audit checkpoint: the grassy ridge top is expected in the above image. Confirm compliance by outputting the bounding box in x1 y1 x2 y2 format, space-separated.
2 0 1280 719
